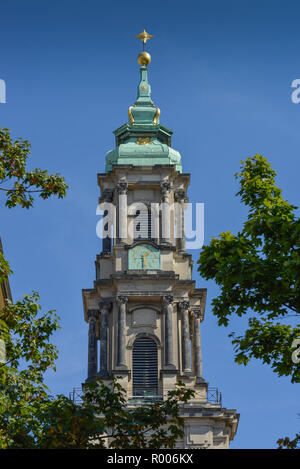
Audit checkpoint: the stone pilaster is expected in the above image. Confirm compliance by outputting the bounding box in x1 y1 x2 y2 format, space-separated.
175 189 186 252
193 308 205 383
87 309 99 379
101 189 114 254
151 202 160 243
116 295 128 369
160 180 171 244
179 300 191 373
117 179 128 243
99 300 112 377
163 295 176 369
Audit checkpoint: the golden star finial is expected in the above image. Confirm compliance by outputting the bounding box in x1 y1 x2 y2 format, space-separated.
135 29 154 46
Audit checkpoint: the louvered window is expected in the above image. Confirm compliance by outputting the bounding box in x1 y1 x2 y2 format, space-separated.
133 337 158 396
134 209 152 240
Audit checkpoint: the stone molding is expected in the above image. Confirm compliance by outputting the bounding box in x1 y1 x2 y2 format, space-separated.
127 332 162 349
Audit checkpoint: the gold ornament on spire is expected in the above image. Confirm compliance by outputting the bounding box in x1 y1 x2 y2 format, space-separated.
135 29 153 66
135 29 154 45
137 51 151 66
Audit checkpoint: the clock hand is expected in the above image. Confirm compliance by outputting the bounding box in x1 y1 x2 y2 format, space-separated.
142 250 151 267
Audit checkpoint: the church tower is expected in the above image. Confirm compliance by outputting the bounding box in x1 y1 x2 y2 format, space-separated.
82 31 239 449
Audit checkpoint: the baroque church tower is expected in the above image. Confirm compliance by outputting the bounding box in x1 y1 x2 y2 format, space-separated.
82 31 239 449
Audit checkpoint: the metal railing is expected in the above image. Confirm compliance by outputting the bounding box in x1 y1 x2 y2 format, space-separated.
127 390 163 405
68 387 83 404
206 387 222 407
68 386 222 407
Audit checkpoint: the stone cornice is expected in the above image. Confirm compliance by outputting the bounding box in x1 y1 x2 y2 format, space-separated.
124 240 177 251
98 167 190 182
113 123 173 147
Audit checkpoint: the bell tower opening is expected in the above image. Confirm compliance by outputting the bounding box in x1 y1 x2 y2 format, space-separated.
133 207 152 240
132 336 158 398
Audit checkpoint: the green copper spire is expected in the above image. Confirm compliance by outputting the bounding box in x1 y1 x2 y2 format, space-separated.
128 65 160 126
105 32 182 173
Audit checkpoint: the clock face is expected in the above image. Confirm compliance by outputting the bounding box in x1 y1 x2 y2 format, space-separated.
128 243 160 270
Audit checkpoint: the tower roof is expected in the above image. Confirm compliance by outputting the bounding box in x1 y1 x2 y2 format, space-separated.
105 34 182 173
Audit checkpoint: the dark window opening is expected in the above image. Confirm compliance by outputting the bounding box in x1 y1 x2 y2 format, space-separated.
134 209 152 240
133 337 158 397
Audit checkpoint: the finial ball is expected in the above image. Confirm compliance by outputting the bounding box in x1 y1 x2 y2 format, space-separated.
137 51 151 66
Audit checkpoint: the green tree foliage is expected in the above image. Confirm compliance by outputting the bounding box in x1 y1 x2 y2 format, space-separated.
25 381 193 449
0 127 68 209
0 127 68 448
277 433 300 449
0 250 10 283
0 293 60 448
198 154 300 383
0 126 68 280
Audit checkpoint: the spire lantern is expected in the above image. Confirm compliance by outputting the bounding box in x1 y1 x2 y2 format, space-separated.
105 31 183 173
126 29 159 127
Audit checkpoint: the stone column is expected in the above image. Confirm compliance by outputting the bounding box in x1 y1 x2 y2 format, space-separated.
194 309 204 383
179 301 191 373
99 300 112 377
87 309 99 379
163 295 175 368
116 296 128 368
101 189 113 254
175 189 186 252
160 180 171 244
117 179 128 243
151 202 160 243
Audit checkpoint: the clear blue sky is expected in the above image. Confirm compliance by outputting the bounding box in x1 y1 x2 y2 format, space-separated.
0 0 299 449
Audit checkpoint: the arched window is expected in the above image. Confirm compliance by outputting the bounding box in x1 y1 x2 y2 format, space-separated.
133 337 158 397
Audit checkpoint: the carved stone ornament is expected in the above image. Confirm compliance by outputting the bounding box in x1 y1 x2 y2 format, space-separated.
87 309 99 321
137 137 151 145
179 300 190 311
163 294 174 305
116 295 128 305
191 306 202 320
160 180 171 194
174 189 186 202
117 180 128 194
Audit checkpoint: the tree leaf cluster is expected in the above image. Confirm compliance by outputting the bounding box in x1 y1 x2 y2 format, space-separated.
198 154 300 382
0 128 67 209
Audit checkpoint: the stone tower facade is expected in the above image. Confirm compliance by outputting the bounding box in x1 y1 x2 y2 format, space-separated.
82 44 239 449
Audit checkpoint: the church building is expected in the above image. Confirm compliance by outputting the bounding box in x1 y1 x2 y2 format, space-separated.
82 31 239 449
